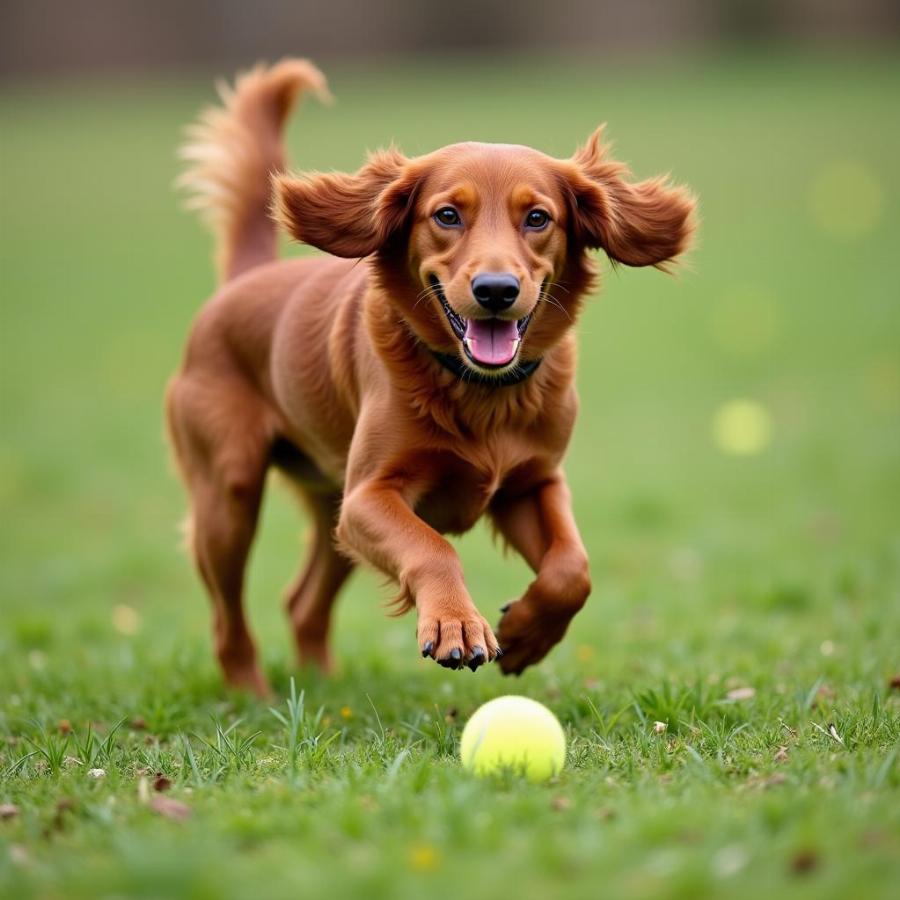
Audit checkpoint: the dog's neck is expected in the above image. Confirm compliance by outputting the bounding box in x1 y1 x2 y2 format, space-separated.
365 294 576 438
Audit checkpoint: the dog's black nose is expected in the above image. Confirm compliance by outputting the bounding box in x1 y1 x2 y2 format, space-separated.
471 273 520 312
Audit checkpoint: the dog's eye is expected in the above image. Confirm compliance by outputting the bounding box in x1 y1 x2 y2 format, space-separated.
434 207 462 228
525 209 551 230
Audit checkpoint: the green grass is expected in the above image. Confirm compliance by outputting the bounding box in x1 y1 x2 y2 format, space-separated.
2 49 900 899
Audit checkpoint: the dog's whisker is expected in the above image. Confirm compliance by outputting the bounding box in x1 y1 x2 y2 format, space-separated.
413 286 442 311
538 291 571 321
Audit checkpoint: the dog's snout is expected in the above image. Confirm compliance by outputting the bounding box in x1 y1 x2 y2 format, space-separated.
471 273 520 312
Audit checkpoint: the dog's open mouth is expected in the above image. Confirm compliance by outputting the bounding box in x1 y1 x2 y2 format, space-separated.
430 276 532 369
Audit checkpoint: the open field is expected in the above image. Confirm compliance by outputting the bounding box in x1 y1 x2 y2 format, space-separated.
2 50 899 898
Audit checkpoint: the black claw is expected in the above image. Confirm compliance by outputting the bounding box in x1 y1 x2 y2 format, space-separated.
422 640 434 658
495 646 505 658
500 603 511 613
467 647 486 671
435 647 463 670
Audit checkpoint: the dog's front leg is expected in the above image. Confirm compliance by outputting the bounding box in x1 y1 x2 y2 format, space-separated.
337 480 500 670
490 472 591 675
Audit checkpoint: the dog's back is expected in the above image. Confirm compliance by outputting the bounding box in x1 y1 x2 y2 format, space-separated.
173 60 370 485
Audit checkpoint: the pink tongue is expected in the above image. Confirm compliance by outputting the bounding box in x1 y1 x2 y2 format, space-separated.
464 319 519 366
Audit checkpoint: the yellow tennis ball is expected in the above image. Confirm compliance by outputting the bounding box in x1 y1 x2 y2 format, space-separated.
460 695 566 782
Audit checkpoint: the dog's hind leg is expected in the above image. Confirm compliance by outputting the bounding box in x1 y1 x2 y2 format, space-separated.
166 375 273 697
283 489 353 673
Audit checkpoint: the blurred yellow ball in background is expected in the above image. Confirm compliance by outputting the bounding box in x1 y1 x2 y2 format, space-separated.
712 400 773 456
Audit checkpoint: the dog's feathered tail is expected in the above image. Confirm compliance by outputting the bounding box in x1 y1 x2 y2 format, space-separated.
177 59 330 283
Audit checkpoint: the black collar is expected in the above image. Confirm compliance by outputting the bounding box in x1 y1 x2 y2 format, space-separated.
431 350 542 387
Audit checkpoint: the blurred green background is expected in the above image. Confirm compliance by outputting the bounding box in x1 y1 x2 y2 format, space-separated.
2 3 899 898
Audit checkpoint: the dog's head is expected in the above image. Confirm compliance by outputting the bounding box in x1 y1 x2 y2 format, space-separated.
275 129 695 377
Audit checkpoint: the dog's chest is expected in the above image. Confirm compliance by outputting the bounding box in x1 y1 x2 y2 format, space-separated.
414 443 523 535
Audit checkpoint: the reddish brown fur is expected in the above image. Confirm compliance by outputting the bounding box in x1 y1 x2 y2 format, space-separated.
167 59 696 696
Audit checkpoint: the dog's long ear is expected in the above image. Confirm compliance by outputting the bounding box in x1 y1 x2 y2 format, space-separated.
560 127 696 269
274 148 417 258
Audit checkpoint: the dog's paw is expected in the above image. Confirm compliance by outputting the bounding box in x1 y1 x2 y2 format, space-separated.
418 610 501 671
495 599 572 676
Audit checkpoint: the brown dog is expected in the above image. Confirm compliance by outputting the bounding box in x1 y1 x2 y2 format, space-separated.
166 59 695 696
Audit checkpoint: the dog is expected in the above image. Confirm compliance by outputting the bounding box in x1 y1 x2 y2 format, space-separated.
166 59 695 696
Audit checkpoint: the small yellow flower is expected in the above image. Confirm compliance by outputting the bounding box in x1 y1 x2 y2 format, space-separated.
576 645 594 663
340 706 352 719
408 843 440 872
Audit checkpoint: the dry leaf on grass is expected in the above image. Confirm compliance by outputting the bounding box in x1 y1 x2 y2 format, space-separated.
152 774 172 793
150 795 191 821
811 721 845 747
748 772 787 790
0 803 20 820
790 849 819 874
726 686 756 701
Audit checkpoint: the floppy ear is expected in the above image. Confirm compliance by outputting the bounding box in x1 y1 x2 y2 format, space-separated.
273 147 417 258
561 127 696 268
